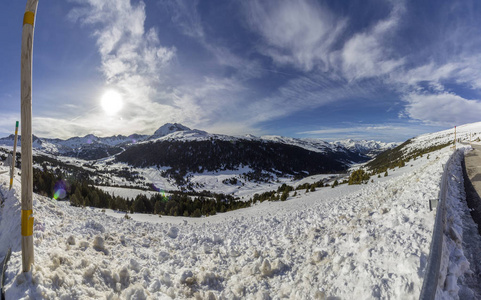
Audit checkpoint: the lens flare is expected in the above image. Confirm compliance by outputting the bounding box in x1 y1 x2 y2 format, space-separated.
53 180 69 200
152 183 169 202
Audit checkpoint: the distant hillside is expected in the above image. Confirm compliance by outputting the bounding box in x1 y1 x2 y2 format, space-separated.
363 123 479 174
115 139 369 178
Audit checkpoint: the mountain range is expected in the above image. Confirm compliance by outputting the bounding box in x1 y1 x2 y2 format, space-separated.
0 123 399 188
0 123 396 161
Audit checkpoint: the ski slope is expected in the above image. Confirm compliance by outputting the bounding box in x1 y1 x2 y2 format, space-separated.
1 144 476 299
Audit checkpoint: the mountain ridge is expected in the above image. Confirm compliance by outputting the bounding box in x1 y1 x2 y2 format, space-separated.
0 123 397 161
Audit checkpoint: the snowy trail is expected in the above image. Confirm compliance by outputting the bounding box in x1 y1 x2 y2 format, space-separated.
0 147 469 299
456 150 481 298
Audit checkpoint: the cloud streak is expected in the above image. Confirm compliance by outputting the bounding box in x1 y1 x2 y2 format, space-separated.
339 2 405 80
243 0 347 72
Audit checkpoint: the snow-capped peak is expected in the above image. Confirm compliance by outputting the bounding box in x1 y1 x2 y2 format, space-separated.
331 139 398 153
152 123 191 137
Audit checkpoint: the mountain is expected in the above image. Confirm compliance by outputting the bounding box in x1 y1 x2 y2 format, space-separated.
150 123 191 138
331 139 398 157
0 123 396 180
115 138 368 183
0 133 147 160
259 136 396 157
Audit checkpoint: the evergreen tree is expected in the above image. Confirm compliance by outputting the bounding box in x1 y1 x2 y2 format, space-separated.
154 200 164 215
348 169 370 185
132 196 147 213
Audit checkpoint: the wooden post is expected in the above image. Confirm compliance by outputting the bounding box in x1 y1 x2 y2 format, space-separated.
9 121 19 190
21 0 38 273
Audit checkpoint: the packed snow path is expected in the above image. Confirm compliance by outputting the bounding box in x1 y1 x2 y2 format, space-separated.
458 145 481 297
0 146 476 299
463 144 481 232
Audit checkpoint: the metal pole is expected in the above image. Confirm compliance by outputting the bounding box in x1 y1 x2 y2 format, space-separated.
9 121 19 190
20 0 38 272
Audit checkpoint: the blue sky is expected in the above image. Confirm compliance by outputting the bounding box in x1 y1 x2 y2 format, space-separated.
1 0 481 142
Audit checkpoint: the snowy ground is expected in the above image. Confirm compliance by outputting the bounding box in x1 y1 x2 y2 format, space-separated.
96 186 168 200
0 145 477 299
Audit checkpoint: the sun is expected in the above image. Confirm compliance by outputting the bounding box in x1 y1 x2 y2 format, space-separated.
100 90 123 116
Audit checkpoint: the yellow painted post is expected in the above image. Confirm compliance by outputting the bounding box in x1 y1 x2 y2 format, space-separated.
21 0 38 272
9 121 19 190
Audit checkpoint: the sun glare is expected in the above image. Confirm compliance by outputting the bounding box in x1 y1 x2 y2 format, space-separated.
100 90 123 116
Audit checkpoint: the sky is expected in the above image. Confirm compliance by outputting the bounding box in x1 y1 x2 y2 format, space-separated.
1 0 481 142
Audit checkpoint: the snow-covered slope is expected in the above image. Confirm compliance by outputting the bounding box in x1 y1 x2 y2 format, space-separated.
1 144 476 299
404 122 481 153
260 135 334 153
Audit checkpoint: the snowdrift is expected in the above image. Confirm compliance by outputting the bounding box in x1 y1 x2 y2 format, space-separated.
1 144 476 299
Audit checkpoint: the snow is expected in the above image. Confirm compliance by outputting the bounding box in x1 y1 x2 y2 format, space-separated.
96 186 168 200
151 123 192 138
406 122 481 154
435 147 481 299
331 139 398 156
2 145 477 299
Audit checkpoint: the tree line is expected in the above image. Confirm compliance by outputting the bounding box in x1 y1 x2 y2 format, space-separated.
32 165 251 217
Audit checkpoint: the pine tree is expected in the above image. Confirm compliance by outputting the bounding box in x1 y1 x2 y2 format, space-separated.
154 200 164 215
70 194 79 207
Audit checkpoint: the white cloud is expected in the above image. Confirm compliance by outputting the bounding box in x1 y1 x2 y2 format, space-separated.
339 2 405 80
243 0 347 72
65 0 180 136
0 114 20 137
403 92 481 126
